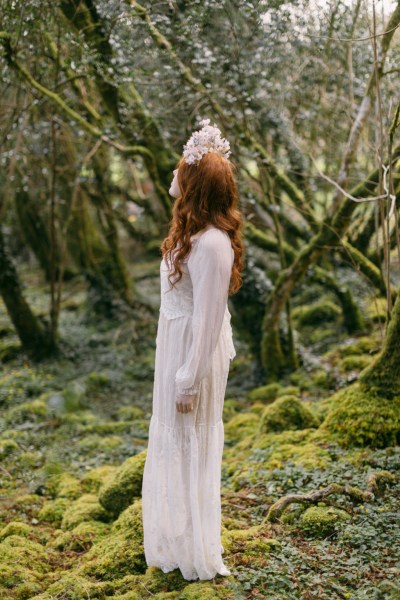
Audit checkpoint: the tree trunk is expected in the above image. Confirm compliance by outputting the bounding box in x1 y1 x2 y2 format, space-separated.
320 291 400 448
359 290 400 398
0 228 55 359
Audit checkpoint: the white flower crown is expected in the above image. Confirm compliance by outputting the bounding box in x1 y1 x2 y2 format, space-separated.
182 118 231 166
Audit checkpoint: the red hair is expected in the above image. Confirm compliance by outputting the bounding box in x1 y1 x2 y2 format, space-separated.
161 152 244 295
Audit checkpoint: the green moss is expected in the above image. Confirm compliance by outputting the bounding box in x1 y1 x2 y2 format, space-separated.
0 340 21 362
338 336 380 357
77 433 123 452
116 405 145 421
222 397 243 422
259 395 319 434
80 499 146 579
13 493 42 510
111 500 144 542
85 371 111 393
98 449 147 515
77 420 134 435
137 565 187 594
221 523 280 561
54 472 82 499
277 386 300 398
367 296 388 323
292 300 341 326
62 380 87 411
299 504 351 538
4 398 48 426
0 521 32 540
224 412 259 445
309 369 330 389
61 493 112 530
37 498 69 525
0 437 19 458
53 520 110 551
178 582 226 598
338 354 373 373
248 401 265 415
30 572 114 599
19 450 42 468
320 382 400 448
81 465 117 493
247 382 282 404
0 535 50 596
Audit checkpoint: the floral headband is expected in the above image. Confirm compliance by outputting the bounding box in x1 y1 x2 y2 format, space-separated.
182 118 231 166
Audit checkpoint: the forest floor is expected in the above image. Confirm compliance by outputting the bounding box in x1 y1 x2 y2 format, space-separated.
0 263 399 600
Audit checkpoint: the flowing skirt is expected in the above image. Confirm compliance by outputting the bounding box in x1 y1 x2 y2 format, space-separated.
141 308 235 580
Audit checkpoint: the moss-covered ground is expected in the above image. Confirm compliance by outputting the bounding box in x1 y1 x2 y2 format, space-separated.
0 265 399 599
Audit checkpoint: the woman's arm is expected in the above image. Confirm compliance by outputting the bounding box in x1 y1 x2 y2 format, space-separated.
174 228 233 399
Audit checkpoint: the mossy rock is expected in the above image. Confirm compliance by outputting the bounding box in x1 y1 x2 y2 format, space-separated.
299 504 351 538
309 369 330 389
80 500 146 579
247 382 282 404
61 493 113 530
55 472 82 499
338 336 380 357
81 465 117 493
248 401 265 416
178 582 226 598
29 572 114 599
37 498 69 525
0 534 50 596
252 430 331 470
98 449 147 515
224 412 259 445
0 341 21 362
320 381 400 448
292 300 341 326
0 521 32 541
136 565 188 595
0 438 19 459
259 395 319 434
53 520 110 551
277 386 300 398
221 523 280 558
338 354 373 373
111 500 144 542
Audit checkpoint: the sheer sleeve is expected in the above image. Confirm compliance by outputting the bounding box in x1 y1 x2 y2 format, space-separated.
174 228 233 396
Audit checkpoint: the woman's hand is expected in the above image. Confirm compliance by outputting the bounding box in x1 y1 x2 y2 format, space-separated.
176 392 198 413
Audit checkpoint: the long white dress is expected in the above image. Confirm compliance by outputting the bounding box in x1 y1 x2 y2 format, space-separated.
141 224 236 581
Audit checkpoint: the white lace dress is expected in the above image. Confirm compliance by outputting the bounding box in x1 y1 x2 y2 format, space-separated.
141 225 236 581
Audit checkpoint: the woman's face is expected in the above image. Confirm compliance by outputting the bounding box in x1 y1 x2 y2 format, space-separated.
169 168 181 198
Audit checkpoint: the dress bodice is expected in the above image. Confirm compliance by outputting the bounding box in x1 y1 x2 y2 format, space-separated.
158 229 236 361
160 256 194 320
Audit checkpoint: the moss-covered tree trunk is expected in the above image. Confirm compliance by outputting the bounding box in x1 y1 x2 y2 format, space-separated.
0 228 55 359
359 290 400 398
15 190 76 282
320 291 400 448
67 189 135 313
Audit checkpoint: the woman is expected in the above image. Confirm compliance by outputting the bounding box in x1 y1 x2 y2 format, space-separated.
141 119 244 581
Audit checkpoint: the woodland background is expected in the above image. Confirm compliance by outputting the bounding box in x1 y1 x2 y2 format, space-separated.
0 1 399 599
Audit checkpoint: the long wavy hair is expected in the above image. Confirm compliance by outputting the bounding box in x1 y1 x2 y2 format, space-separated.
161 151 244 295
